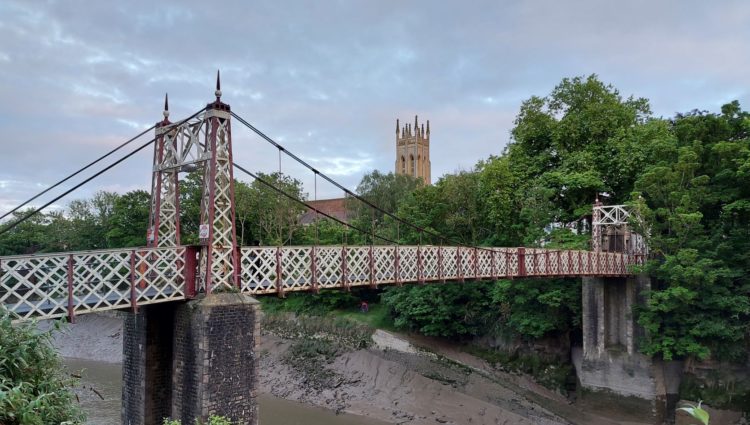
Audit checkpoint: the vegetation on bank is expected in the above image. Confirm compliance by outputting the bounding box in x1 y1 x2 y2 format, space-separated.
3 74 749 407
0 313 85 425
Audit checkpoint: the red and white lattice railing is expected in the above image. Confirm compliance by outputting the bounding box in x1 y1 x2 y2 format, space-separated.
239 246 644 295
1 245 642 321
0 246 196 321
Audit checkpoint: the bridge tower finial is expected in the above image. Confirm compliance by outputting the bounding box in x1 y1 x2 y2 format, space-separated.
215 69 222 101
163 93 170 119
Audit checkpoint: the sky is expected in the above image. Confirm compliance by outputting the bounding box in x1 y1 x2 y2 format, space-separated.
1 0 749 217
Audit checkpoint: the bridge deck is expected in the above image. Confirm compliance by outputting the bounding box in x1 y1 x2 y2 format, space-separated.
0 245 642 321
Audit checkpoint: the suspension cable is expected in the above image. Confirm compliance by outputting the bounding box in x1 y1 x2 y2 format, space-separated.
230 110 495 252
0 123 157 221
232 162 399 245
0 107 207 236
0 138 156 236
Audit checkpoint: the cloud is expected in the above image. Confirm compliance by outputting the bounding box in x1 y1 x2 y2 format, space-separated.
0 0 749 211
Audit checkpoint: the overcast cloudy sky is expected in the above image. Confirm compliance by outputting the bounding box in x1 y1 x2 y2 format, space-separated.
1 0 749 216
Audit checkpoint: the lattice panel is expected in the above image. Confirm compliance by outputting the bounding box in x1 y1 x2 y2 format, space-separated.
0 254 69 320
398 247 418 282
316 247 342 288
70 250 131 315
347 247 371 287
546 251 560 275
476 249 493 278
373 246 396 283
506 249 519 277
421 247 440 281
526 249 548 276
441 247 458 280
134 248 185 305
494 249 508 277
457 248 474 279
241 247 277 294
280 247 312 292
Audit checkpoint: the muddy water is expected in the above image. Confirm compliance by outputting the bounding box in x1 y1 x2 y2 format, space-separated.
64 358 389 425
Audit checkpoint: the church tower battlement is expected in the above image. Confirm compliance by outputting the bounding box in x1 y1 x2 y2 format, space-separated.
395 115 431 184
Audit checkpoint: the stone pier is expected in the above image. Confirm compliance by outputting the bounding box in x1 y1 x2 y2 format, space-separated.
574 275 681 424
122 293 261 425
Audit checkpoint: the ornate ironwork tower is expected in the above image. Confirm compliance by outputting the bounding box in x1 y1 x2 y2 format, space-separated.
146 72 240 292
147 94 181 247
197 72 240 292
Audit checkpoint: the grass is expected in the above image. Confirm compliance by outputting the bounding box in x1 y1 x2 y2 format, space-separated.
332 302 396 331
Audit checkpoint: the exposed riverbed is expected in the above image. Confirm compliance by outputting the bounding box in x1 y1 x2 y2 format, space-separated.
64 358 389 425
47 313 653 425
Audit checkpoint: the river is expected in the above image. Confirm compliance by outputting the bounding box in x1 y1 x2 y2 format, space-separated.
64 358 389 425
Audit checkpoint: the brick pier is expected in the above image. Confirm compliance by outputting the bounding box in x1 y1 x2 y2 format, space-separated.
122 293 261 425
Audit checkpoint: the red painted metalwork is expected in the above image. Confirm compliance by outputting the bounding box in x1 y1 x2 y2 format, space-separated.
311 246 319 293
275 247 283 297
368 245 376 289
473 247 479 280
491 249 497 280
342 245 349 291
506 249 511 278
128 251 136 312
184 246 199 299
394 245 401 286
457 246 464 283
438 245 445 283
518 248 526 277
417 244 424 284
67 254 75 323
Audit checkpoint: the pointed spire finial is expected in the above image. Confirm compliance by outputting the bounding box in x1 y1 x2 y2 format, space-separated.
396 119 400 134
163 93 170 118
215 69 222 100
415 115 418 129
426 120 430 135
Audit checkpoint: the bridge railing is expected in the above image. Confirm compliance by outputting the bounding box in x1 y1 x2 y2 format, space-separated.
0 246 190 321
1 244 643 320
239 246 643 295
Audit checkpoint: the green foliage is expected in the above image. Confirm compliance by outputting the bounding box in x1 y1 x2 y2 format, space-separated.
348 170 421 243
491 278 581 338
676 401 709 425
0 313 85 424
634 104 750 361
260 290 359 316
381 282 498 338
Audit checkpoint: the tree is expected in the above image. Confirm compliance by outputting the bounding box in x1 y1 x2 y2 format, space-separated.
633 103 750 361
242 172 306 245
349 170 421 243
107 190 150 248
381 282 498 338
0 313 85 424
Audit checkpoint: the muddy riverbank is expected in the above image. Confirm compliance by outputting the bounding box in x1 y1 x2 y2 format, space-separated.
45 313 653 424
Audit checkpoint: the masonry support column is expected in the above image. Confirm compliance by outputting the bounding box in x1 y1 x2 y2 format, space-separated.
576 274 679 424
171 293 261 424
122 304 177 425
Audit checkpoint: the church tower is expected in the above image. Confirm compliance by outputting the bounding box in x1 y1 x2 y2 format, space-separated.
395 115 431 184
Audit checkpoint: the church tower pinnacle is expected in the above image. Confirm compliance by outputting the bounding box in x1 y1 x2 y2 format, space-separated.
395 115 431 184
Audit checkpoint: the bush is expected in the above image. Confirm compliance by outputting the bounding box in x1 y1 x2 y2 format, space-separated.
0 312 85 425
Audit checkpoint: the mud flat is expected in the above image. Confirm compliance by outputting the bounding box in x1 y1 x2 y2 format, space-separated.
44 313 655 424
